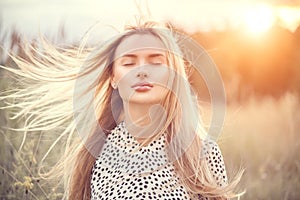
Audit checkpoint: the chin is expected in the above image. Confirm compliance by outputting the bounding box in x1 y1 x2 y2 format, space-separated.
129 98 162 105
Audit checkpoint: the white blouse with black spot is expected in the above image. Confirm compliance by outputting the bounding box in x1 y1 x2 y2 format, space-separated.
91 122 227 199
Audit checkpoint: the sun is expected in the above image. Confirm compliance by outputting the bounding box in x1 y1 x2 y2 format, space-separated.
243 4 276 36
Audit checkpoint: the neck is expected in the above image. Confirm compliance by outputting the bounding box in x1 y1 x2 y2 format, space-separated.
123 102 165 144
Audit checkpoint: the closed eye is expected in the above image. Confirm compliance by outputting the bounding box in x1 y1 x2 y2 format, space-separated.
151 61 163 65
123 63 136 66
150 57 166 65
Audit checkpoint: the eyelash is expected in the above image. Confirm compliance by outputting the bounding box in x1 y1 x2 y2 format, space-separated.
152 61 163 65
122 59 165 66
123 62 162 66
123 63 135 66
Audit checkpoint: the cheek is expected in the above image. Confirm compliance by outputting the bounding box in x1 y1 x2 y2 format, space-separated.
151 66 172 88
113 65 130 83
113 66 134 100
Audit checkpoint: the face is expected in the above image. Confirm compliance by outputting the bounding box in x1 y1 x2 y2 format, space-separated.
111 34 171 105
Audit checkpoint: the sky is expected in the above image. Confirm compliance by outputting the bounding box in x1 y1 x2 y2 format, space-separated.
1 0 300 41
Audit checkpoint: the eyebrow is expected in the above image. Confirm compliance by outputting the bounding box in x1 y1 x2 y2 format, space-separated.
149 53 165 58
120 53 166 58
121 54 137 58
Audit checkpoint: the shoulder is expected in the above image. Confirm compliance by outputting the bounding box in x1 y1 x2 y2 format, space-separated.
201 139 228 187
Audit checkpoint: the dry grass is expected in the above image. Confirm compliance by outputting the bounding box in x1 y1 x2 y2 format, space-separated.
220 93 300 200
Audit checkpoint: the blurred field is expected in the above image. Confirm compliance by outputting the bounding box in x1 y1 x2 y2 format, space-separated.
221 93 300 199
1 24 300 199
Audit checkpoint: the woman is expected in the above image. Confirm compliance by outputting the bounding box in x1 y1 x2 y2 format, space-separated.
1 21 242 199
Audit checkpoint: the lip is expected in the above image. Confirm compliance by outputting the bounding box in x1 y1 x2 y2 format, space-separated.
131 82 153 92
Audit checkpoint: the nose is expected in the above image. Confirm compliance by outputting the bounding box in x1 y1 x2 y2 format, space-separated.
136 59 149 78
137 71 148 78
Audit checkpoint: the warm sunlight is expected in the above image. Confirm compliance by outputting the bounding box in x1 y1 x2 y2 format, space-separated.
277 7 300 32
243 4 276 36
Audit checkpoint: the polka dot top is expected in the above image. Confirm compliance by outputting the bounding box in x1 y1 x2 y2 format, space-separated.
91 122 228 199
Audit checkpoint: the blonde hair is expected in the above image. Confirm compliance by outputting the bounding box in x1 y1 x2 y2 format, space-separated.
1 20 242 199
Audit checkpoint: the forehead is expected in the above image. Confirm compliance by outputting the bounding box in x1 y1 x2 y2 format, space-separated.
114 34 166 58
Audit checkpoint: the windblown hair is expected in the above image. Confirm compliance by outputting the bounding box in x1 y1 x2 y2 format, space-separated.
1 20 242 199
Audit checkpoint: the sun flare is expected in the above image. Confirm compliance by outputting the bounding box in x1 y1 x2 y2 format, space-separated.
243 4 276 35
